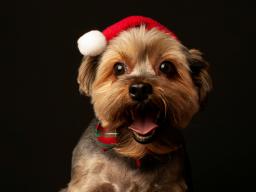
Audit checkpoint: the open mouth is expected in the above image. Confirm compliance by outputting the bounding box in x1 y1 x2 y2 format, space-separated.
128 112 160 144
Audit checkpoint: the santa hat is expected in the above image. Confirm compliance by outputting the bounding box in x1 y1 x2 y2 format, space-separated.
77 16 178 56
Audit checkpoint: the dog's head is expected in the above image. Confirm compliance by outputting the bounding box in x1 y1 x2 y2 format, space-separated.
77 18 212 159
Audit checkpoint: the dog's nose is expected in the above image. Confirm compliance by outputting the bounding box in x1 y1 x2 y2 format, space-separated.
129 83 152 101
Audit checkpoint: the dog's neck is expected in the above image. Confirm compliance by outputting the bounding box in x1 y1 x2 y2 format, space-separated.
95 121 179 169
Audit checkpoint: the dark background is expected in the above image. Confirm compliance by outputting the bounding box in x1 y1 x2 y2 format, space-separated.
6 0 255 191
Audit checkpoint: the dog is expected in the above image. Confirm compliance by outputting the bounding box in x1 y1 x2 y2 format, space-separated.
63 16 212 192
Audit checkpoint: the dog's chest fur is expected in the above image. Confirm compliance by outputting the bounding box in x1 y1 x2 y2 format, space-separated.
67 119 187 192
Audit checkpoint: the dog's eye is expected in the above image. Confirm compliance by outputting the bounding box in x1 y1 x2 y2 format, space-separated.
159 61 176 76
113 62 126 76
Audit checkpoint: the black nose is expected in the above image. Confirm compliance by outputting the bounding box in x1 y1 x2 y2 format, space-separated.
129 83 152 101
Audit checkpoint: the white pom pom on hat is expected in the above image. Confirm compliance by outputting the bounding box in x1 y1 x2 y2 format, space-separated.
77 30 107 56
77 16 178 56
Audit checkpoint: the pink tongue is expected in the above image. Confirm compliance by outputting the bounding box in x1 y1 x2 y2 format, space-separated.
130 117 158 135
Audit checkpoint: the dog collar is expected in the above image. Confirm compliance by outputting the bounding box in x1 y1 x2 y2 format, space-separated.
95 123 119 151
95 123 142 168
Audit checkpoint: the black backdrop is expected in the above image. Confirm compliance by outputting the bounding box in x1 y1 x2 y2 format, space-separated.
6 0 255 191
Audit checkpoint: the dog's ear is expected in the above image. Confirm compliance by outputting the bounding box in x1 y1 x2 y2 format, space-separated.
77 56 99 96
188 49 212 104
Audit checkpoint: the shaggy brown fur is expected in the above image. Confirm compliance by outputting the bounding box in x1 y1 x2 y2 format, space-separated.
63 26 212 192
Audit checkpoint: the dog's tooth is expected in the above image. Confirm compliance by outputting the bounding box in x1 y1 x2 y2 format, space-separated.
156 112 160 121
133 130 155 142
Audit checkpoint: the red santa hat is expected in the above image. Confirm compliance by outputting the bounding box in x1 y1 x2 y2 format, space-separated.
77 16 178 56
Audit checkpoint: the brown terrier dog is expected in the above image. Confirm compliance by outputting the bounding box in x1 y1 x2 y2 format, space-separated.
63 16 212 192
